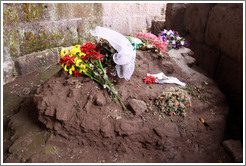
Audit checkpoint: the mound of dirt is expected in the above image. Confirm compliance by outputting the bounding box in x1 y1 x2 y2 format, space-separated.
5 49 232 163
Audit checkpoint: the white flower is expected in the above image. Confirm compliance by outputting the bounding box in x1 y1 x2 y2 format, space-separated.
164 29 167 33
181 41 184 45
172 40 176 44
177 36 181 40
167 32 170 35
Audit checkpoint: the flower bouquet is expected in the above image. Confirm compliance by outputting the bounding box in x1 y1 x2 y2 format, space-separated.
160 29 189 50
134 32 168 53
155 87 191 117
59 42 126 110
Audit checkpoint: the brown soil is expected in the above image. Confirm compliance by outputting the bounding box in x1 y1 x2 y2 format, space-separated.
3 50 233 163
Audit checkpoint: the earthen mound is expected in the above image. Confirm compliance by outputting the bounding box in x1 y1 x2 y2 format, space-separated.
32 50 230 162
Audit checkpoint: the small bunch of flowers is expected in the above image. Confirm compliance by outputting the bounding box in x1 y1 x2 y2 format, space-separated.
59 42 126 110
134 32 168 53
160 29 189 50
143 75 156 84
155 87 191 117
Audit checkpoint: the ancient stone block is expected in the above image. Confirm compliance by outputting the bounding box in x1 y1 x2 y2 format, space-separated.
42 3 69 21
3 27 21 58
184 3 214 42
78 18 103 44
15 48 59 75
150 20 165 36
215 55 243 118
68 3 95 18
103 3 163 20
145 3 164 17
165 3 187 35
205 4 243 62
222 139 243 163
3 4 21 26
103 3 137 17
18 20 78 55
3 60 16 84
102 16 132 36
193 43 221 77
131 16 149 33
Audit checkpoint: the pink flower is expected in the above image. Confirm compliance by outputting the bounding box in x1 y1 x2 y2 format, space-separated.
134 32 168 53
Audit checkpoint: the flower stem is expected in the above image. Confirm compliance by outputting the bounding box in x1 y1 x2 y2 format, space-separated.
97 59 126 110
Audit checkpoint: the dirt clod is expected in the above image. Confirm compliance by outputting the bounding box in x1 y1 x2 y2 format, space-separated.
128 99 147 116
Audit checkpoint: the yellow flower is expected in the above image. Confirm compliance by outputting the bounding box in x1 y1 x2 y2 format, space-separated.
74 57 79 62
69 65 75 75
75 59 84 67
62 63 66 69
61 48 68 57
70 45 82 57
78 68 84 74
82 69 87 74
63 64 70 72
75 60 87 74
80 52 86 58
73 45 80 48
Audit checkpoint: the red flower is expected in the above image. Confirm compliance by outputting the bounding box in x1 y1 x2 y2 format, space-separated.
81 55 90 61
135 85 139 88
143 75 156 84
63 54 75 65
92 52 104 59
74 70 80 77
59 58 65 64
87 51 97 57
80 42 96 53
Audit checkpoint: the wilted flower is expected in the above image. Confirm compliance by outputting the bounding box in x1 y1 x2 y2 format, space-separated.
155 87 191 117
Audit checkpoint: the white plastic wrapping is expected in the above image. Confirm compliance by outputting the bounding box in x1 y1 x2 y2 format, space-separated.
90 26 136 80
147 72 186 86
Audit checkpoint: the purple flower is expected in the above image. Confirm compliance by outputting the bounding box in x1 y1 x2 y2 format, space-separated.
173 43 177 48
162 35 167 41
160 29 188 49
177 44 182 48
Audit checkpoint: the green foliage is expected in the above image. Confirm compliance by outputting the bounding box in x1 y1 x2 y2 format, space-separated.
12 71 18 77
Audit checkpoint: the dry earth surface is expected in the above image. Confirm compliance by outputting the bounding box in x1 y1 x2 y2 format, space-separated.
3 49 233 163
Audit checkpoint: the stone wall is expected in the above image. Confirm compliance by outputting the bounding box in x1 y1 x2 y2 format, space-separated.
3 3 165 84
102 3 165 35
3 3 103 84
165 3 243 139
